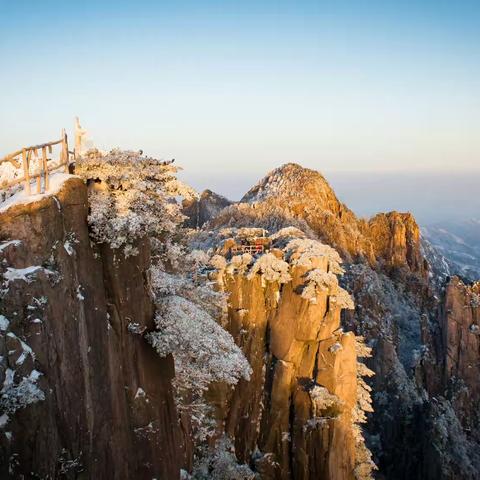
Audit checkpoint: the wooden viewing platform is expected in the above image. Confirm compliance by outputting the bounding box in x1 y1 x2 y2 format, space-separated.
0 130 73 196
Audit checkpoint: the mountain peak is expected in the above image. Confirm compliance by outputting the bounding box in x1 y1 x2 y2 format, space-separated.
241 163 335 204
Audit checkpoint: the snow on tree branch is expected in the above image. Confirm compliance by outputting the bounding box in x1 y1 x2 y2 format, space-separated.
301 269 339 303
330 287 355 310
247 253 291 285
0 316 44 428
285 238 345 274
226 254 253 276
76 149 196 256
146 295 251 393
352 335 377 480
191 436 256 479
309 385 344 418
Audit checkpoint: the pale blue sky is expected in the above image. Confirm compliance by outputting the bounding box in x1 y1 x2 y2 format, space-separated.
1 0 479 221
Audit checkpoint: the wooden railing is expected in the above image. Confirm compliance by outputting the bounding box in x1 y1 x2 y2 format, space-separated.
231 244 265 255
0 130 72 195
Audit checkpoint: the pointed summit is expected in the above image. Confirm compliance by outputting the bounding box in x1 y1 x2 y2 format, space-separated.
240 163 345 222
241 163 339 213
207 163 425 275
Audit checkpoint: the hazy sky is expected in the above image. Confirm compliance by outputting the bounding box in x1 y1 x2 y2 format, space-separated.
1 0 479 223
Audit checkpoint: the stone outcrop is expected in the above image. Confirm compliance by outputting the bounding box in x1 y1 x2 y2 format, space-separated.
430 277 480 427
182 189 232 229
412 277 480 479
201 164 449 479
204 234 373 480
364 212 426 275
0 177 182 478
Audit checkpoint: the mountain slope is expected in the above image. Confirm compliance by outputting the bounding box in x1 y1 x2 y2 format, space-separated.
199 163 479 479
422 220 480 281
210 163 426 276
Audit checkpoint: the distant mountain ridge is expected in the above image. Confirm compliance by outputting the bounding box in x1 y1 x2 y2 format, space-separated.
182 189 232 229
422 219 480 281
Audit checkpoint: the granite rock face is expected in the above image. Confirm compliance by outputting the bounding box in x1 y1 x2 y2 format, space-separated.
440 276 480 404
201 237 373 480
0 178 182 479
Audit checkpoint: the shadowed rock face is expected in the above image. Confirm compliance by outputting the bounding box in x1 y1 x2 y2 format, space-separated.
182 189 232 229
0 178 182 479
438 277 480 425
411 276 480 480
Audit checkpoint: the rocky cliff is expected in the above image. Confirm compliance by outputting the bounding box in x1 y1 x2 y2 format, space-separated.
202 230 374 480
0 176 182 478
440 277 480 406
190 163 480 479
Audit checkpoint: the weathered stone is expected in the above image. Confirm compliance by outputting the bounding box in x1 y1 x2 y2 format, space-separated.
0 178 182 479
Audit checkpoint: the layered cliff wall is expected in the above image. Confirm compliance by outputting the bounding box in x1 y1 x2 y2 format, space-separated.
202 233 374 480
427 277 480 433
0 176 181 478
440 277 480 402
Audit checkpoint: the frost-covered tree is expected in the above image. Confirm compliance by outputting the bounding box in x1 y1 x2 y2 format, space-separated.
146 295 251 393
225 253 253 276
146 293 251 442
301 269 339 303
247 252 291 285
76 149 197 257
191 436 256 480
0 369 44 417
0 321 44 428
269 226 306 243
285 238 345 274
309 385 344 417
282 238 354 308
352 336 376 480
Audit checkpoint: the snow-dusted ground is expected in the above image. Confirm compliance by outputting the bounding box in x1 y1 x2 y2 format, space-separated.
0 161 22 186
0 173 78 214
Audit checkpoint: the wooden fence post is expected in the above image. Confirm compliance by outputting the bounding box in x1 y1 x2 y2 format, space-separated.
42 146 49 191
62 129 69 172
74 117 87 158
1 128 71 198
22 149 31 195
33 149 41 194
